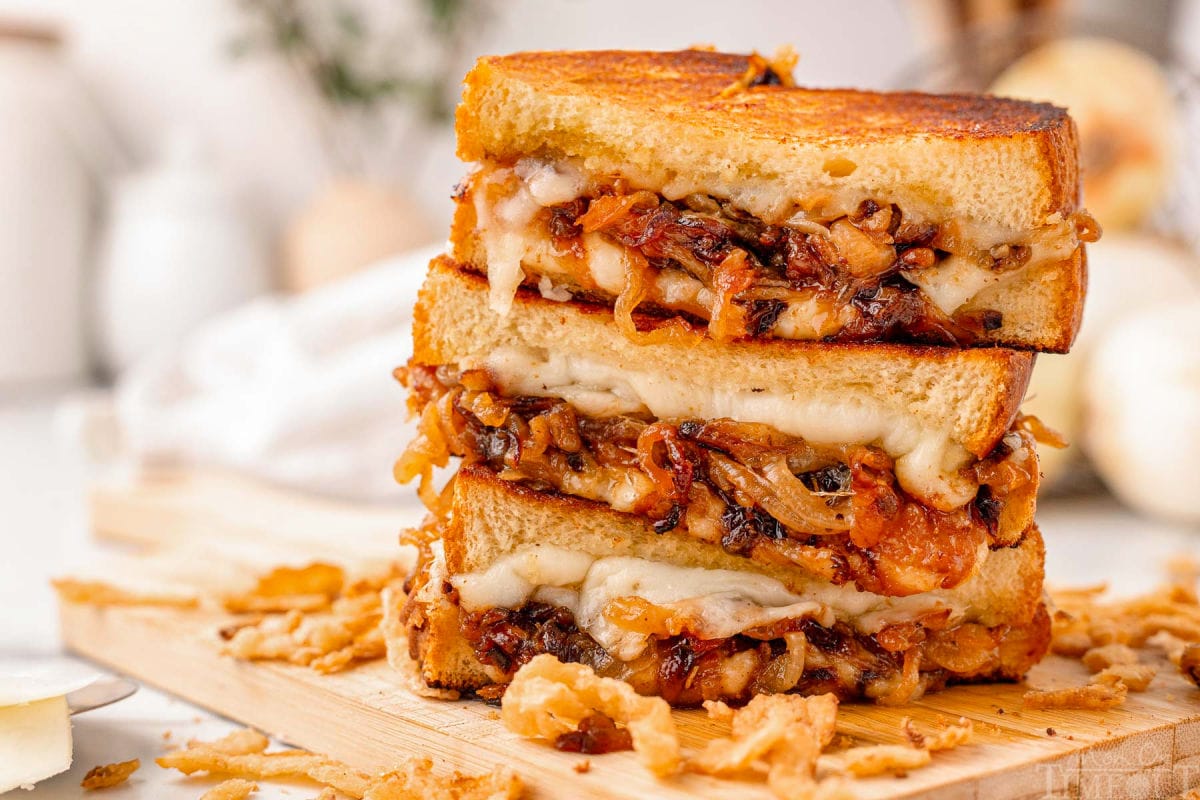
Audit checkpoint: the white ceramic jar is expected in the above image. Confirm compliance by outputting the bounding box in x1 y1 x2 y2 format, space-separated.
95 132 271 375
0 26 101 387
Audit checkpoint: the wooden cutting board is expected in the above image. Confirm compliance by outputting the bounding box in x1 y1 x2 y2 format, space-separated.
62 469 1200 800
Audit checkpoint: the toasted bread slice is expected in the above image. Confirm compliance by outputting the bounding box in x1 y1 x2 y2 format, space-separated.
399 465 1049 701
453 50 1090 352
413 257 1034 507
458 50 1078 234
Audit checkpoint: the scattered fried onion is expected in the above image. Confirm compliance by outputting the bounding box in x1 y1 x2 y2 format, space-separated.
1081 643 1139 673
1181 644 1200 687
158 736 371 797
1050 556 1200 691
81 759 140 789
361 756 522 800
190 729 270 756
158 728 521 800
223 563 345 614
500 654 679 777
900 717 974 751
1092 663 1156 692
689 693 838 800
1022 683 1127 710
201 779 258 800
222 567 399 675
827 745 931 778
54 579 198 608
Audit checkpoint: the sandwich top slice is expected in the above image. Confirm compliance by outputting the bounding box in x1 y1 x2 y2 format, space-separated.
452 49 1099 352
398 258 1048 598
396 465 1050 706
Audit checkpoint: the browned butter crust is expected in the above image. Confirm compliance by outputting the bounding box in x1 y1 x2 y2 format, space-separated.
454 49 1092 352
396 467 1050 707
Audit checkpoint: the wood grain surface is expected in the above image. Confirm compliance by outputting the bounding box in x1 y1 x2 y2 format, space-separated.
61 469 1200 799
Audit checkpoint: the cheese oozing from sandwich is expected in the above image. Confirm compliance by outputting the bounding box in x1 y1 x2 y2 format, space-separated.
446 543 983 662
480 345 977 509
470 157 1087 322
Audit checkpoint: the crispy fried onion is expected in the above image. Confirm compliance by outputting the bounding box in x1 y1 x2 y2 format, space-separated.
200 779 258 800
158 729 522 800
81 759 140 790
500 654 680 777
1050 561 1200 691
1022 683 1127 710
689 694 838 799
221 565 401 674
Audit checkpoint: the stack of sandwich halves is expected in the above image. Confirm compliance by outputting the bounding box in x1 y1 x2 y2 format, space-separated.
394 50 1098 706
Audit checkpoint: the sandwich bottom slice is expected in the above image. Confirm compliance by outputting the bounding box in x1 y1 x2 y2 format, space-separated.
395 465 1050 706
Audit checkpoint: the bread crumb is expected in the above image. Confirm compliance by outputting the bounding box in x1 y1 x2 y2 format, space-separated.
573 760 591 774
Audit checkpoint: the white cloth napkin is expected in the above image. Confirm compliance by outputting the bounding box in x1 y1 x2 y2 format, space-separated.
111 245 440 503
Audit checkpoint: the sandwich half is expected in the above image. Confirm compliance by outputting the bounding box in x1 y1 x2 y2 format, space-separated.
399 258 1045 599
398 464 1050 705
451 49 1099 352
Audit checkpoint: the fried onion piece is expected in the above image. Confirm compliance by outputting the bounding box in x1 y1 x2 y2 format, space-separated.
1092 663 1156 692
1181 644 1200 687
1050 575 1200 656
54 578 198 608
701 699 735 724
1147 631 1189 664
360 757 523 800
189 729 270 756
222 578 393 675
157 733 371 798
500 654 679 777
81 759 140 789
201 779 259 800
828 745 932 777
900 717 973 751
689 693 839 800
1081 643 1139 673
1022 683 1127 710
223 563 345 614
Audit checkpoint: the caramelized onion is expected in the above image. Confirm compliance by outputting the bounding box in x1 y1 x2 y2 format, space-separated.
751 631 807 694
708 250 757 341
708 452 852 534
576 191 658 232
1015 412 1069 449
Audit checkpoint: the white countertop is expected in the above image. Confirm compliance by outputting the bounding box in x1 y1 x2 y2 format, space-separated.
2 391 1198 798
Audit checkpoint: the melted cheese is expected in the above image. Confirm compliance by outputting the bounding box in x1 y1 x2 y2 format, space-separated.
482 346 976 509
451 545 973 662
470 158 1083 319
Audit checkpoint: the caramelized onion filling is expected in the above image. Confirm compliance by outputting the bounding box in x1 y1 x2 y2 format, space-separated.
460 161 1099 345
397 364 1038 597
454 599 1047 707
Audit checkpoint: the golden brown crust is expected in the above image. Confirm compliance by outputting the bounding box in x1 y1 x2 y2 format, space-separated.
459 50 1073 157
405 466 1049 697
414 256 1034 458
457 50 1080 232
